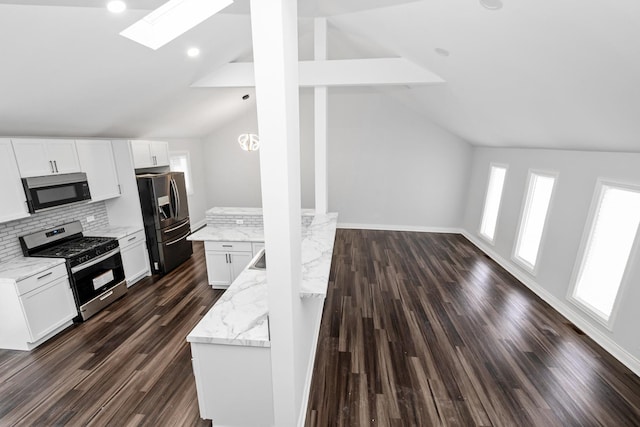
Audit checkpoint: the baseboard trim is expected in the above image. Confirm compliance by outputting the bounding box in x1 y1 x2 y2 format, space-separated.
337 223 463 234
461 230 640 378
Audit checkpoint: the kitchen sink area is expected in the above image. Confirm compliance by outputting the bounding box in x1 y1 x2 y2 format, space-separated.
249 250 266 270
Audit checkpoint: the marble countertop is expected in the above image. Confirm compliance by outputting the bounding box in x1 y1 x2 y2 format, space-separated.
187 264 270 347
84 225 143 240
187 212 338 347
0 256 66 283
206 206 315 217
188 226 265 243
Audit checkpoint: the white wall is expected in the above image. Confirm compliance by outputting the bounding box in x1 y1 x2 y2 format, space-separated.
202 96 316 210
202 88 473 230
463 147 640 374
327 88 472 229
165 138 208 229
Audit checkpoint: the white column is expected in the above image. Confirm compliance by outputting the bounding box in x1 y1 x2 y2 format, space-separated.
314 17 329 214
249 1 303 426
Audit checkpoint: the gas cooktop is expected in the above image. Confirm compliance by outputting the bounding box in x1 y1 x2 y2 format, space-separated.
30 236 114 258
21 222 119 268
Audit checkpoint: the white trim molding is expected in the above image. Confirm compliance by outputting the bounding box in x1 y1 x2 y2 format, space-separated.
462 230 640 378
337 223 463 234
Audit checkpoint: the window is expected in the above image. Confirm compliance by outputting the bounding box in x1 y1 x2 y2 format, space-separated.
513 171 557 272
480 164 508 243
571 182 640 323
169 151 194 195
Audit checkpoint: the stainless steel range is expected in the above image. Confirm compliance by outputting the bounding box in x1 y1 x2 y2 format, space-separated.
20 221 127 321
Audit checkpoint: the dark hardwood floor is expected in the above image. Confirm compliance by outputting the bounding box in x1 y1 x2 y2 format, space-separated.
306 230 640 426
3 232 640 426
0 241 219 426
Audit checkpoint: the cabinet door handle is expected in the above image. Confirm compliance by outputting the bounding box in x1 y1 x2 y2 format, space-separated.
37 271 53 280
49 160 54 174
128 236 137 242
54 160 58 173
222 244 232 248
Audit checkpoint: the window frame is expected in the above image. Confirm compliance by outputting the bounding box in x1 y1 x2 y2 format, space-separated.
567 178 640 329
479 163 509 245
511 169 558 275
169 150 194 196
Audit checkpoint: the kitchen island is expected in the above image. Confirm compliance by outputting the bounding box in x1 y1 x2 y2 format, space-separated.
186 207 338 426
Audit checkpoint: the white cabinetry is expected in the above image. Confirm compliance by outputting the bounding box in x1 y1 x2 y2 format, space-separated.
12 139 81 177
252 242 265 257
0 139 30 223
204 241 253 289
76 140 121 202
118 230 150 287
0 263 77 351
190 342 274 425
131 140 170 169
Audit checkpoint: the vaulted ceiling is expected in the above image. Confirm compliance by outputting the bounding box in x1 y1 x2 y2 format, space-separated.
1 0 639 152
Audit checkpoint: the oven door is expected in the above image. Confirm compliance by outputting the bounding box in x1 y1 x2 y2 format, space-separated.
70 248 126 307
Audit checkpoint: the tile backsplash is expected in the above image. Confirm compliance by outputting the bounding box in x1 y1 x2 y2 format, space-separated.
207 214 314 228
0 202 109 261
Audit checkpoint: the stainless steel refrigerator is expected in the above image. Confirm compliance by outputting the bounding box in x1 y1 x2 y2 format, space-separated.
136 172 193 275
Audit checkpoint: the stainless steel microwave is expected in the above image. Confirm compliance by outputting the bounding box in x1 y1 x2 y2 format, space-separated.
22 172 91 213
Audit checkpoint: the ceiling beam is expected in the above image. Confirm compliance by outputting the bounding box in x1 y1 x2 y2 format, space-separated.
191 57 445 88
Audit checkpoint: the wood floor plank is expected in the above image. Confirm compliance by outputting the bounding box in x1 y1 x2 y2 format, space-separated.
305 229 640 426
0 242 214 427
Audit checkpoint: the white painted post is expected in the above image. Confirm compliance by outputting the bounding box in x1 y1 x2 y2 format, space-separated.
314 17 329 214
249 0 303 426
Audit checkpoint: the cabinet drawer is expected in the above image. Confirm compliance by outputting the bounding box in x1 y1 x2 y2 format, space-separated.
16 263 68 296
205 241 252 252
118 230 145 249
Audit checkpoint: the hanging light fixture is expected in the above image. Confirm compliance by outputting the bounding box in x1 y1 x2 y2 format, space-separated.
238 133 260 152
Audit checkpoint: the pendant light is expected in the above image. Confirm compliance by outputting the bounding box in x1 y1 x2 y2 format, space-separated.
238 133 260 152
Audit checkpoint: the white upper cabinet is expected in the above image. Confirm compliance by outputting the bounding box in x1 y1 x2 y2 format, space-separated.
12 139 81 177
131 140 169 169
150 141 169 166
76 140 121 202
0 139 30 223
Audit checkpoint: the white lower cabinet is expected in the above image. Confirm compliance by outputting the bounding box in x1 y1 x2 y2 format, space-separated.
252 242 265 257
0 263 77 351
204 241 254 289
21 276 77 343
118 230 150 287
190 342 274 425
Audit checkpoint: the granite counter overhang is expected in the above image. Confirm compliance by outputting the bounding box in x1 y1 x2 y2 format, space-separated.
186 213 338 348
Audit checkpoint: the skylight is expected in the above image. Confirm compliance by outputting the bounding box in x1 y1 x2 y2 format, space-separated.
120 0 234 50
480 164 507 243
571 183 640 323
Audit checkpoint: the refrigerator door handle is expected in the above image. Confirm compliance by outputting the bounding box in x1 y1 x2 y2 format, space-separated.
171 178 181 218
169 178 179 218
164 220 190 234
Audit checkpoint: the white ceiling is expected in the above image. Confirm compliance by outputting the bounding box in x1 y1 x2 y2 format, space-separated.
0 0 639 151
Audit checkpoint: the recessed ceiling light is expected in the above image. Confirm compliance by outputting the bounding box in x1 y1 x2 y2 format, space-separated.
480 0 503 10
187 47 200 58
120 0 234 50
107 0 126 13
434 48 450 57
